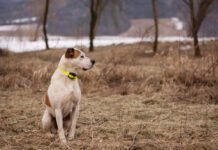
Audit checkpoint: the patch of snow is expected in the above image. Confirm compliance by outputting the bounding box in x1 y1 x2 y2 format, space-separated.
0 25 18 31
181 45 192 51
5 17 38 24
0 36 216 52
144 49 154 54
171 17 184 31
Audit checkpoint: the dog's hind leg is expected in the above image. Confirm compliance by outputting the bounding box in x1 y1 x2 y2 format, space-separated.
42 109 52 130
50 117 57 134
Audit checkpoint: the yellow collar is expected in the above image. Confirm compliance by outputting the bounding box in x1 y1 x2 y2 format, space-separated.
58 68 78 80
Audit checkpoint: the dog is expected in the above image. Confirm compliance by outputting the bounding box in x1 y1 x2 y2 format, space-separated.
41 48 95 146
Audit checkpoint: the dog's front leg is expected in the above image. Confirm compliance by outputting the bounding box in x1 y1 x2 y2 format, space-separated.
55 109 68 145
68 103 80 140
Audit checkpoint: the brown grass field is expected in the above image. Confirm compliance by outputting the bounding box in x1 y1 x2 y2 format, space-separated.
0 41 218 149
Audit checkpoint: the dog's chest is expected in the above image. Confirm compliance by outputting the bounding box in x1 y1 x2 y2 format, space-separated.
51 78 81 98
47 85 80 117
61 98 75 117
70 81 81 100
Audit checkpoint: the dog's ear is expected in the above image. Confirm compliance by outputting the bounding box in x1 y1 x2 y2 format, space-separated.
65 48 75 58
65 48 81 59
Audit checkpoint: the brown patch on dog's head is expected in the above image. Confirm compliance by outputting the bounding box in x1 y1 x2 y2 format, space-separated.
65 48 81 59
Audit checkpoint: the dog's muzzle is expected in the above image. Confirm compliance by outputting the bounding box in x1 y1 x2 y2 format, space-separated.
83 60 95 71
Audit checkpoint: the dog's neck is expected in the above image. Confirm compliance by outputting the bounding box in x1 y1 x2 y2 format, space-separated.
57 55 78 73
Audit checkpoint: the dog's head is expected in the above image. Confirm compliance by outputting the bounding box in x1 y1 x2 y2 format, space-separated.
64 48 95 70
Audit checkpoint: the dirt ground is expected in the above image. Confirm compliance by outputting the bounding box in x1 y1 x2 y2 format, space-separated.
0 42 218 149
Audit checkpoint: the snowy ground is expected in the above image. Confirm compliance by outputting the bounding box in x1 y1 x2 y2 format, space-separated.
0 22 217 52
0 35 217 52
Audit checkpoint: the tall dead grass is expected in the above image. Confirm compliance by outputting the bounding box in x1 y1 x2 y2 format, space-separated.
0 42 217 103
0 42 217 149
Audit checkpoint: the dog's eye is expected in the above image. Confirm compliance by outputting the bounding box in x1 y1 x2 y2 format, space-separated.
80 55 84 58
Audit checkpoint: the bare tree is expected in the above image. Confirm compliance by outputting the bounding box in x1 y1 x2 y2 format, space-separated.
33 16 42 41
89 0 107 52
151 0 158 53
43 0 50 49
183 0 214 57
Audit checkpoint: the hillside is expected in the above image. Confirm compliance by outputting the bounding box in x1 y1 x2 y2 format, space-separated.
0 0 217 36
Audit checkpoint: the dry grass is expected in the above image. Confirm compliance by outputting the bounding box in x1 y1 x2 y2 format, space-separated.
0 41 218 149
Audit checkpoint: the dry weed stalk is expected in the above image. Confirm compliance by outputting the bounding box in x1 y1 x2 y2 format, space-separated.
127 124 143 150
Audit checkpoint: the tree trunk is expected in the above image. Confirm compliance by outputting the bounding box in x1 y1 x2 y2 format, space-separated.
193 31 201 57
151 0 158 53
189 0 201 57
89 0 95 52
89 0 108 52
33 17 42 41
43 0 50 50
89 19 95 52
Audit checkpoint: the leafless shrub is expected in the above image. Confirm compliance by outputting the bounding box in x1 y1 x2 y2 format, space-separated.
0 48 11 57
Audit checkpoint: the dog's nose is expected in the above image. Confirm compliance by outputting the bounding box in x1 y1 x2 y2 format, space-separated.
91 60 95 65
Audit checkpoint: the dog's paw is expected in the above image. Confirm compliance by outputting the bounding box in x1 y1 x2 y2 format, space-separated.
60 140 70 149
68 135 75 141
46 133 55 138
68 131 76 141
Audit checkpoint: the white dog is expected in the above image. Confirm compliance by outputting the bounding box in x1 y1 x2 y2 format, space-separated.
42 48 95 146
